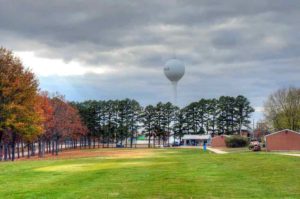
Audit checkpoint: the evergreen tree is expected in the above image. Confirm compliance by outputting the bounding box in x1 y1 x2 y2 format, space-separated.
141 105 156 147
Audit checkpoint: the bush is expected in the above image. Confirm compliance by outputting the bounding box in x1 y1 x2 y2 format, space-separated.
225 136 249 148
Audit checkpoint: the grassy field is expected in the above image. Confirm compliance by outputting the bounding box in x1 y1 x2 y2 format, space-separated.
0 148 299 199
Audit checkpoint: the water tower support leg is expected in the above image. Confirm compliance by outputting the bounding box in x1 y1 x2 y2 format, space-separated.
172 81 178 105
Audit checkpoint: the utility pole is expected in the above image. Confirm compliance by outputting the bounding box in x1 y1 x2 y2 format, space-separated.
252 119 255 139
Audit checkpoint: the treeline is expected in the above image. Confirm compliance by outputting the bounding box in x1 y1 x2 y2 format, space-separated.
74 96 254 148
0 48 87 161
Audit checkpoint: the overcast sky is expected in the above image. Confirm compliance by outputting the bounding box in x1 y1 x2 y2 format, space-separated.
1 1 300 121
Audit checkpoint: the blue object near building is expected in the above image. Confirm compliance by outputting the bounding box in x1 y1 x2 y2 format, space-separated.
203 142 207 151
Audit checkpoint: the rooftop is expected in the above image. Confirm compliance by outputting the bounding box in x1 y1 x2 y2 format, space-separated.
182 134 211 140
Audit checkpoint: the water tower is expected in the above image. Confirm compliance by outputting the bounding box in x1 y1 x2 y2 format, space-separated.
164 59 185 104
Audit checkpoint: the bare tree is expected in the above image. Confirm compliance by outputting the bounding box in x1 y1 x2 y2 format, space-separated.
264 87 300 131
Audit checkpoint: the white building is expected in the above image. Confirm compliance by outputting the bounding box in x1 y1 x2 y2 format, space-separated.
182 134 211 146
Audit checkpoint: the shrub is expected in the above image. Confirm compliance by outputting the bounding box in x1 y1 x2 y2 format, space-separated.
225 136 249 148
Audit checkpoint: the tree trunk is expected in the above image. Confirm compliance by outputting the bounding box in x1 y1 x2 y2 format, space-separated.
125 135 128 148
31 143 35 156
135 131 137 148
17 142 20 159
130 133 134 148
55 137 59 155
88 135 91 149
42 140 45 157
4 144 8 160
0 143 2 161
8 144 11 160
11 132 16 161
173 134 176 146
46 141 49 153
27 143 30 158
21 141 24 157
45 141 47 153
0 133 3 161
38 138 42 158
52 140 55 155
148 132 151 148
107 134 109 148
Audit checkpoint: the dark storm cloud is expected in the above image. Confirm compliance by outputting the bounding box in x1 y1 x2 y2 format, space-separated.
1 0 300 120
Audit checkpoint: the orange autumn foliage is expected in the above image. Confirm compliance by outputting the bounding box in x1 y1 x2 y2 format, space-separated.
0 47 43 142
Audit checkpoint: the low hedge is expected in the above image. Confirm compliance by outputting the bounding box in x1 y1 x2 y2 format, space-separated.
225 135 249 148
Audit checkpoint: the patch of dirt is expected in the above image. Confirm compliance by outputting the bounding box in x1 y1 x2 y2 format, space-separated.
16 148 157 161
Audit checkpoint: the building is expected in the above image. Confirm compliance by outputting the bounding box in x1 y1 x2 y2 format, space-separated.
253 129 269 141
265 129 300 151
253 122 270 141
240 130 251 138
182 134 211 146
211 135 228 148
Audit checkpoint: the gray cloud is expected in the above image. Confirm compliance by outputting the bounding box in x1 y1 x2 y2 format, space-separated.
1 0 300 121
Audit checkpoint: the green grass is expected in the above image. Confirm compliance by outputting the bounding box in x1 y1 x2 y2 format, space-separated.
0 149 299 199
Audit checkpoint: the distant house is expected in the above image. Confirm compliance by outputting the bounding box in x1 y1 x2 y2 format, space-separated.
265 129 300 151
253 129 269 141
240 130 251 138
182 134 211 146
253 122 270 141
211 135 228 148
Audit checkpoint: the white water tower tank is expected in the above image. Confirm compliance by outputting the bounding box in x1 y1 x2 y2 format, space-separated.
164 59 185 104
